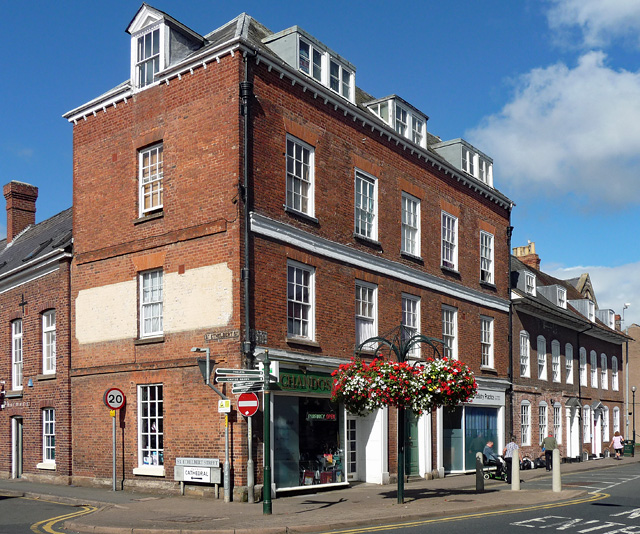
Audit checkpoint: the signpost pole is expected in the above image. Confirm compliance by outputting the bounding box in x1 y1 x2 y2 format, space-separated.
224 414 230 503
112 410 116 492
263 350 272 515
247 415 254 503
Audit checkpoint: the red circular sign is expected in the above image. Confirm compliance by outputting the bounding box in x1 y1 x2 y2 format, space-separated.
237 392 259 417
103 388 126 410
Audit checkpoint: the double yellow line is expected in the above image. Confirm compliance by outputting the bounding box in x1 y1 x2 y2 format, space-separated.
316 492 609 534
28 499 98 534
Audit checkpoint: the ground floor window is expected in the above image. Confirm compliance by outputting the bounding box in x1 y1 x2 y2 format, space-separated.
274 395 344 488
138 384 164 468
43 408 55 463
444 405 498 472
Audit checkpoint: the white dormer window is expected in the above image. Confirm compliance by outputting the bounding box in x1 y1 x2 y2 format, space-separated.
557 287 566 309
588 300 595 322
369 101 389 123
412 117 425 146
525 272 536 296
330 59 351 100
127 6 166 92
462 147 475 176
395 104 408 137
136 28 161 88
477 157 493 187
368 98 427 148
299 40 323 82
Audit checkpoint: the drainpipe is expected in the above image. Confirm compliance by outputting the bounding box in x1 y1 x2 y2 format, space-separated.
507 226 514 438
576 324 594 461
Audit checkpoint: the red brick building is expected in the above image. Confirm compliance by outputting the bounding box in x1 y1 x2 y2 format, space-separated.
511 243 627 463
64 4 513 495
0 181 73 483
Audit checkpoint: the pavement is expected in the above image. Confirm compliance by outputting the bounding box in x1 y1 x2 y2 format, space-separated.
0 455 637 534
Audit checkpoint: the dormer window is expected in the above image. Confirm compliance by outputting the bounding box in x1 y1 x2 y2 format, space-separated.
367 97 428 148
299 40 323 82
588 300 595 322
557 287 566 309
525 272 536 296
330 59 351 100
136 27 161 88
432 139 494 188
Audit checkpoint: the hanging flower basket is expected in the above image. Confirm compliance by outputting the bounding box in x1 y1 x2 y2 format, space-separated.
331 357 477 416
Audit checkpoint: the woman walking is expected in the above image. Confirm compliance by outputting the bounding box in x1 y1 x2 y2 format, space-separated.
610 431 625 460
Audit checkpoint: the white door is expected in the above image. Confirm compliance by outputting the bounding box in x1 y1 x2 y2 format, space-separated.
12 417 23 479
346 417 358 480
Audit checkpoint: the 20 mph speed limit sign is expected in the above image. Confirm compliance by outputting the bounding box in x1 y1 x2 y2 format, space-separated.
103 388 126 410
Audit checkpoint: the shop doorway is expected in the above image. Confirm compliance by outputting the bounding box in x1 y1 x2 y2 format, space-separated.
12 417 23 479
405 411 420 476
346 417 358 480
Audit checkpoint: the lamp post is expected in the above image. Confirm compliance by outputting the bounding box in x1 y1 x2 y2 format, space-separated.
632 386 636 455
623 304 631 441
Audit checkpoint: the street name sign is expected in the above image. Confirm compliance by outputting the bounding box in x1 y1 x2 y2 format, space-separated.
215 375 263 383
215 368 263 376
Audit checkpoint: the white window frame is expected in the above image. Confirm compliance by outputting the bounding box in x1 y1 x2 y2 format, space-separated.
42 310 56 375
355 281 377 350
590 350 598 388
520 330 530 378
601 354 608 390
329 58 352 100
133 25 162 90
395 104 408 137
583 406 591 443
411 116 425 146
139 143 164 216
442 306 458 360
525 272 536 296
135 384 164 475
287 261 315 341
140 270 163 338
557 287 567 309
537 335 547 380
553 403 562 444
565 343 574 384
551 340 561 383
613 407 620 433
480 316 494 369
42 408 55 464
521 401 531 446
480 231 494 284
354 170 377 240
612 356 619 390
602 406 610 442
579 348 587 386
588 301 596 322
441 212 458 270
12 319 23 391
298 38 323 83
401 192 420 257
462 147 475 176
402 294 420 360
286 135 315 217
538 403 548 445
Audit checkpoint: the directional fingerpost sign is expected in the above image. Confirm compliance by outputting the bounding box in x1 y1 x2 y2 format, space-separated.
237 392 259 417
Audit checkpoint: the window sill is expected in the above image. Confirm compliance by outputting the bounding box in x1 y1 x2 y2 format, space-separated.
353 233 382 249
134 210 164 225
286 337 320 348
37 462 56 471
480 366 497 374
400 251 423 264
37 373 56 381
133 466 165 477
441 265 460 276
283 206 319 225
6 390 23 398
135 336 165 346
480 280 496 290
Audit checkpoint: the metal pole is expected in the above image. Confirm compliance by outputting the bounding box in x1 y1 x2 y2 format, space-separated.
224 414 231 503
247 415 254 503
263 350 272 515
397 405 405 504
633 388 636 453
112 410 117 491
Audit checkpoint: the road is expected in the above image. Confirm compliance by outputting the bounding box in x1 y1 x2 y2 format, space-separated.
321 462 640 534
0 493 95 534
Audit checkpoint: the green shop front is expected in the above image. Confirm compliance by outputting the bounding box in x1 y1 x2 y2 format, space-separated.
272 366 348 490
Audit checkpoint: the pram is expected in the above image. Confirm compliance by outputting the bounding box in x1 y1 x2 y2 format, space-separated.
482 454 507 481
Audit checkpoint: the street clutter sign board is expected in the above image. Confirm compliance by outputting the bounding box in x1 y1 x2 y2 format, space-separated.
238 392 259 417
174 458 221 484
103 388 126 410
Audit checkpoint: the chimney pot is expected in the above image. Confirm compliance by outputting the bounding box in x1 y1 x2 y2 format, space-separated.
4 181 38 243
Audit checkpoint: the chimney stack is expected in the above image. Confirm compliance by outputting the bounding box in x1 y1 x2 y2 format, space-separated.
4 181 38 244
513 241 541 271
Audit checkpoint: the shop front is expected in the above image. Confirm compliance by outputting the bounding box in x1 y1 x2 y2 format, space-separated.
440 382 507 473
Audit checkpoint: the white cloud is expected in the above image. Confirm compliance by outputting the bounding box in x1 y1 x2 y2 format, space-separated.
546 0 640 48
467 51 640 206
545 262 640 328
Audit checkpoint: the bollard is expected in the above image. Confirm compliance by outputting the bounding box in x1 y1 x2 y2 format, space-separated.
552 449 561 492
475 452 484 492
511 456 520 491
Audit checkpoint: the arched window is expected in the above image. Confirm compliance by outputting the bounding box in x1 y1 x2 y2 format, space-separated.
538 401 548 444
583 405 591 443
520 331 530 378
552 340 561 382
602 406 610 442
579 348 587 386
613 407 620 433
553 402 562 444
521 401 531 446
590 350 598 388
612 357 619 390
565 343 574 384
537 335 547 380
601 354 608 390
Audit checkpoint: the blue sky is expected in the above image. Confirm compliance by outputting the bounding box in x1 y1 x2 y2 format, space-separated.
1 0 639 326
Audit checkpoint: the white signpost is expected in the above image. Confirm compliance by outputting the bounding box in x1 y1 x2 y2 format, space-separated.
103 387 126 492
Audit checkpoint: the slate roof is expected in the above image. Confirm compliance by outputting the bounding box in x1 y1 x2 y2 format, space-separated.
0 208 72 279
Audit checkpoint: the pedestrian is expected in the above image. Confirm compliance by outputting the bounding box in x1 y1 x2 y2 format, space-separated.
541 431 558 471
502 434 521 484
609 431 625 460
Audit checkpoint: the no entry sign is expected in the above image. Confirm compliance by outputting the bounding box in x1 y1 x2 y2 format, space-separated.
237 392 259 417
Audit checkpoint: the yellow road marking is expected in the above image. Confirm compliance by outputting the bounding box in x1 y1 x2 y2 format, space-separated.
316 492 609 534
28 500 98 534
